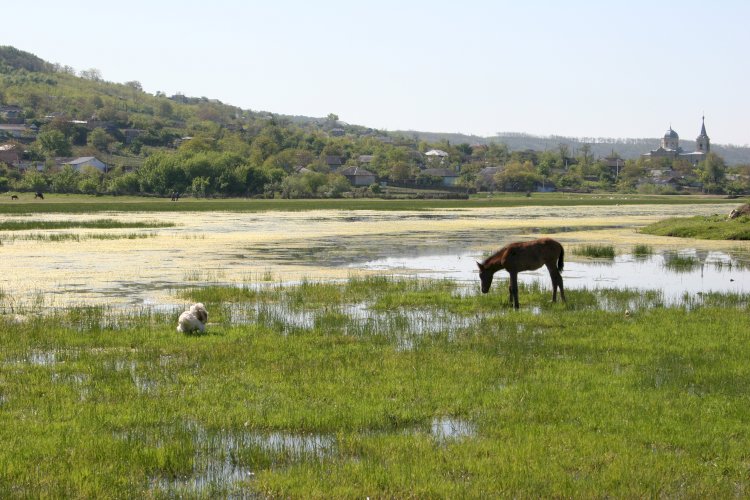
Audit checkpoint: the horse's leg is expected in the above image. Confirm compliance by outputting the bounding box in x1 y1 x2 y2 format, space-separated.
509 272 519 309
546 263 558 302
547 263 565 303
558 272 566 303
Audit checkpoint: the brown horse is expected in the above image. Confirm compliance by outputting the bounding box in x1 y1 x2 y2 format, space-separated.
477 238 565 309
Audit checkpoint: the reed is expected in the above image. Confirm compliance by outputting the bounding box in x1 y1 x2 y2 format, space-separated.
573 244 616 259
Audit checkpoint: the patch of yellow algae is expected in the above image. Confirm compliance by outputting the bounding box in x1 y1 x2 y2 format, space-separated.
1 204 743 309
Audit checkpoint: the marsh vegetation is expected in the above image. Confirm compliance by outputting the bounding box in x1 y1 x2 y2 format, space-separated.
572 244 616 259
2 276 750 497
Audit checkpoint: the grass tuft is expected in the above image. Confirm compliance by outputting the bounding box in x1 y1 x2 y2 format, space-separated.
573 244 616 259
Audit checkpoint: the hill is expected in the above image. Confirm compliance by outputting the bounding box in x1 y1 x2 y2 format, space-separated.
396 130 750 166
1 45 749 199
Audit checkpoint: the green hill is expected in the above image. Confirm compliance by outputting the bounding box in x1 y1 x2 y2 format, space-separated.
1 46 748 198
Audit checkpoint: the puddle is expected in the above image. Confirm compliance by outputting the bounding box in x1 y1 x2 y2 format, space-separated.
227 300 480 345
149 424 334 495
28 351 57 366
430 417 476 442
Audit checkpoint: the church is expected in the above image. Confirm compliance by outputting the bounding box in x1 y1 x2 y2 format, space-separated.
642 117 710 164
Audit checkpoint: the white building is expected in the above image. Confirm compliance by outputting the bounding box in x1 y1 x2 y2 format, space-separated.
642 117 710 165
64 156 108 172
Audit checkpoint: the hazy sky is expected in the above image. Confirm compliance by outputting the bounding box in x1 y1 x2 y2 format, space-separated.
3 0 749 145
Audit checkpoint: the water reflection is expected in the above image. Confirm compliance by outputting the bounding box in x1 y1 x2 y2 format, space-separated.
355 251 750 305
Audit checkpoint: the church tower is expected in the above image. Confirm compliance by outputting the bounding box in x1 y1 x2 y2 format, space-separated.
696 116 710 154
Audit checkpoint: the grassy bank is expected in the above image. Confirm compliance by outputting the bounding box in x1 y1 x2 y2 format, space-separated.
0 193 741 214
1 277 750 497
642 214 750 240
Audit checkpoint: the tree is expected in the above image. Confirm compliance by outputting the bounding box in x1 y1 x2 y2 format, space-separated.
107 172 141 195
37 129 72 156
157 100 174 118
389 162 413 183
558 143 570 168
79 68 103 81
51 165 79 193
494 161 541 192
698 152 726 193
190 176 211 197
88 127 115 152
20 170 48 192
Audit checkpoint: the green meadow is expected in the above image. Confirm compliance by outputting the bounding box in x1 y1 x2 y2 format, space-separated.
2 276 750 497
642 214 750 240
0 192 741 215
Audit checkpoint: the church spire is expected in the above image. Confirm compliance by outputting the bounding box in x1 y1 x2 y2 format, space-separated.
696 116 710 154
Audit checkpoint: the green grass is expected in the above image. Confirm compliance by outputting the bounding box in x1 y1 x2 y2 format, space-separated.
2 277 750 496
641 214 750 240
632 243 654 257
0 219 174 231
664 254 699 273
1 232 158 242
0 193 740 215
573 244 616 259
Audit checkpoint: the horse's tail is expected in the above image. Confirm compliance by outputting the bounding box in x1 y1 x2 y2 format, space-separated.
557 246 565 272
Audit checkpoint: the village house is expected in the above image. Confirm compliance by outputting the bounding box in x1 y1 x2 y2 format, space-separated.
0 105 24 123
425 149 449 165
324 155 343 170
477 166 504 189
0 142 22 165
339 166 376 186
60 156 109 172
422 167 459 187
0 123 36 140
357 154 374 165
14 161 45 173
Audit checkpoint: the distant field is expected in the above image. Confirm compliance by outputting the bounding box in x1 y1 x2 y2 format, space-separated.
0 193 743 214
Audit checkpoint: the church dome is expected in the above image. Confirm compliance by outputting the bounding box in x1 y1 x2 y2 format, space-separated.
664 127 679 139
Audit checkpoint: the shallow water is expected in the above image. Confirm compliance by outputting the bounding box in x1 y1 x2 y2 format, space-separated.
1 204 746 310
355 250 750 305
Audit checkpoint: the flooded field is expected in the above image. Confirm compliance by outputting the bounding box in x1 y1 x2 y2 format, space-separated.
1 203 748 310
4 202 750 497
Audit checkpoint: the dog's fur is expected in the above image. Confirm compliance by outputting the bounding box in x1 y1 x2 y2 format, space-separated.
176 303 208 333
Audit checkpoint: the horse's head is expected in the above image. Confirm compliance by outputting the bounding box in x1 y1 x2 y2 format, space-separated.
476 261 494 294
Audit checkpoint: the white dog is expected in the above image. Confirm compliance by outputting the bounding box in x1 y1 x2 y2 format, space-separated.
176 303 208 333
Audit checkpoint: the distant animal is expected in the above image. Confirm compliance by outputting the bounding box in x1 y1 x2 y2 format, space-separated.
477 237 565 309
728 203 750 219
176 303 208 333
170 191 180 201
34 192 44 199
10 195 18 200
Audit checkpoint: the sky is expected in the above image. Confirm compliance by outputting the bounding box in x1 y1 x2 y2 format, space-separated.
3 0 749 145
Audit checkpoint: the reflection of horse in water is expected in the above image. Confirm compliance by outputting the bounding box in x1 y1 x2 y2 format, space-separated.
34 192 44 199
477 238 565 309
